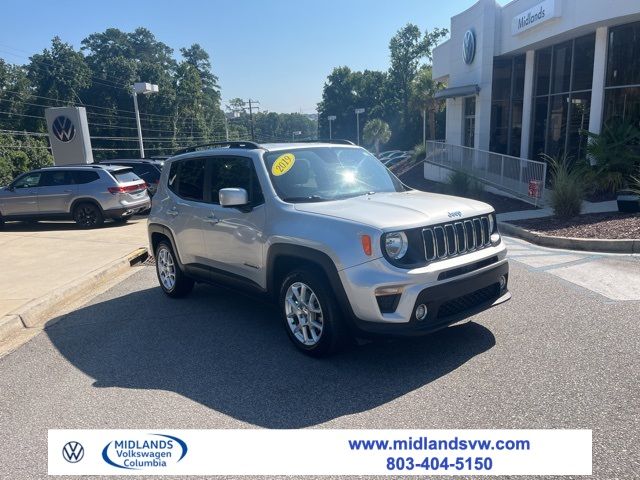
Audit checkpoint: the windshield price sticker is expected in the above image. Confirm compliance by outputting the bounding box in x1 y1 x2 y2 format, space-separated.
272 153 296 176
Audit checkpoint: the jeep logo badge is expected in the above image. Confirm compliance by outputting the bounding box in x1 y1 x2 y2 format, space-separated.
448 211 463 218
462 30 476 65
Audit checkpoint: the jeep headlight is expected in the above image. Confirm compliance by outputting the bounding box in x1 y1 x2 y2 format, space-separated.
384 232 408 260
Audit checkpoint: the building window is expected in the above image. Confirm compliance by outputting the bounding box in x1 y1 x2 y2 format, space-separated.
490 54 525 156
530 33 595 160
464 96 476 148
604 21 640 129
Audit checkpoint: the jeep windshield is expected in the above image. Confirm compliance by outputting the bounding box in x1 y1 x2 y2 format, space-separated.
263 147 407 203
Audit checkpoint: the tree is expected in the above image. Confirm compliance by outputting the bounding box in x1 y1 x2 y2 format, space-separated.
363 119 391 154
410 65 445 144
387 24 448 148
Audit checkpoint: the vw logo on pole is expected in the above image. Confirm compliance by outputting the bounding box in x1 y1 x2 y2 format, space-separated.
62 441 85 463
462 30 476 65
52 115 76 143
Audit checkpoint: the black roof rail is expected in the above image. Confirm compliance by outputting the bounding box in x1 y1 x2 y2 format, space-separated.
173 141 263 155
293 139 356 146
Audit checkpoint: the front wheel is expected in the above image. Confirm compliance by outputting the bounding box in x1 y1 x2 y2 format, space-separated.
155 241 194 298
279 270 349 357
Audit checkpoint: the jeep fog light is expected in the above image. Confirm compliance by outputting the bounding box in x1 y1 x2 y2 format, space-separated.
499 275 507 291
415 304 428 321
384 232 408 259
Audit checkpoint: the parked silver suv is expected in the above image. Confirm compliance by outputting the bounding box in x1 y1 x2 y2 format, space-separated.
0 165 150 228
148 141 510 356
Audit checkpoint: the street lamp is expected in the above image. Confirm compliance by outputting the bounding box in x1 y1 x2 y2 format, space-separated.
292 130 302 142
327 115 336 140
355 108 365 145
132 82 159 158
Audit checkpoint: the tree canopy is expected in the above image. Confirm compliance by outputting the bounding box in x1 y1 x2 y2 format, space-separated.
317 23 447 150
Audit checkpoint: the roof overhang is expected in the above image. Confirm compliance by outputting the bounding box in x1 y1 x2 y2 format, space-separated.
434 84 480 100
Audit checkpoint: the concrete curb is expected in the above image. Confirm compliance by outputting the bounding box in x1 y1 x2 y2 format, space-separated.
0 247 148 342
499 222 640 254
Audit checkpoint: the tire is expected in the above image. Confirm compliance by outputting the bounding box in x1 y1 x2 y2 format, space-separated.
279 269 349 357
155 240 194 298
73 202 104 228
0 215 4 229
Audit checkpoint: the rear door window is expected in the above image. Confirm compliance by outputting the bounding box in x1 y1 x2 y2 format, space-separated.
39 170 73 187
168 158 206 202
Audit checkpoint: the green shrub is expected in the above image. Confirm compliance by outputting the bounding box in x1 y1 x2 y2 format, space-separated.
446 170 484 197
586 120 640 194
0 157 13 186
544 154 586 218
412 143 426 161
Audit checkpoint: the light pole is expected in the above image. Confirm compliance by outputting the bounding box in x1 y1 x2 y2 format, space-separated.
327 115 336 140
132 82 159 158
292 130 302 142
355 108 365 145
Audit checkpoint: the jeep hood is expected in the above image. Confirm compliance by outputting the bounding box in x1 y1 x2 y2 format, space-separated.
293 190 494 230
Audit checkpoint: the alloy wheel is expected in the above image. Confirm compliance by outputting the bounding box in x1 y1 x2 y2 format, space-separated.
157 247 176 291
285 281 324 346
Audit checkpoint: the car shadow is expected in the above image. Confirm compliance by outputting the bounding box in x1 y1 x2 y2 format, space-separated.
45 280 496 428
0 216 146 232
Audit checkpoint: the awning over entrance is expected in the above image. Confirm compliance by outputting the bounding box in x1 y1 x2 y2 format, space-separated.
434 84 480 99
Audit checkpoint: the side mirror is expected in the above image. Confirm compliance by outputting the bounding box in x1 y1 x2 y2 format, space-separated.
219 188 249 207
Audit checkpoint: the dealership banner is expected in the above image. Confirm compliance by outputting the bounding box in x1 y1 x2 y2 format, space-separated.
49 429 591 476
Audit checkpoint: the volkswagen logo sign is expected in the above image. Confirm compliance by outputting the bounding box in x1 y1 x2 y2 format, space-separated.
463 30 476 65
62 441 85 463
52 115 76 143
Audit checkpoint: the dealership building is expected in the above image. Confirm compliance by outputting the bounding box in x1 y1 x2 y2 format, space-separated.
432 0 640 161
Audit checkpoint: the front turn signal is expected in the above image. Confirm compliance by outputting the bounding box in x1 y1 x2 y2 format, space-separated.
360 234 372 256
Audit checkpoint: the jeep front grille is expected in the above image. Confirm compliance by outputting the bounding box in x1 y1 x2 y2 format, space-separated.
422 215 492 261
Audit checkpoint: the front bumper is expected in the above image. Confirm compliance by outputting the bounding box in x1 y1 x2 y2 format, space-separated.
338 243 510 337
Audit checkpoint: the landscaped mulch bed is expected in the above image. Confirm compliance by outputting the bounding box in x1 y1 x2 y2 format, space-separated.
510 212 640 239
398 164 538 214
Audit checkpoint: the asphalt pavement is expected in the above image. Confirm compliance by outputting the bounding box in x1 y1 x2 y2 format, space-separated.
0 238 638 479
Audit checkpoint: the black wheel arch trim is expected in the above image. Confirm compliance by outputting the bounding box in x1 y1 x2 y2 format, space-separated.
148 223 186 269
266 244 357 325
70 197 104 215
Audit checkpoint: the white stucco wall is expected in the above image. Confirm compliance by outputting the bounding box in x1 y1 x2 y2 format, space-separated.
433 0 640 156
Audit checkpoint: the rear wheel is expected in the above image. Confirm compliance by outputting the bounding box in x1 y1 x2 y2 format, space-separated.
73 202 104 228
155 240 194 298
279 270 349 357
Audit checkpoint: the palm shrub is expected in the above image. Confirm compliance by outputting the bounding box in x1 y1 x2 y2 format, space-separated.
543 153 587 218
413 142 426 162
585 120 640 194
362 119 391 155
446 170 484 197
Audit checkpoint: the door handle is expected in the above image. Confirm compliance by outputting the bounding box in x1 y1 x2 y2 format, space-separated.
205 213 219 225
167 206 179 216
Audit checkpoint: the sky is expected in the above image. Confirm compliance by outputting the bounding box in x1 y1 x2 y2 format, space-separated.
0 0 509 114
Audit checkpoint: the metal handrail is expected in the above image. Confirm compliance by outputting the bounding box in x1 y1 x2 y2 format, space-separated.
425 141 547 206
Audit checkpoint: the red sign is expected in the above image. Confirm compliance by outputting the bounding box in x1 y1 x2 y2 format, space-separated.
528 180 542 198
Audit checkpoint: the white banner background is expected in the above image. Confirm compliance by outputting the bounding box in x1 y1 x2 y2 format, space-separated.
49 429 592 476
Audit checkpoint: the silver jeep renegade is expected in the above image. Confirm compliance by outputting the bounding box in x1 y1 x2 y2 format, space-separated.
148 141 510 356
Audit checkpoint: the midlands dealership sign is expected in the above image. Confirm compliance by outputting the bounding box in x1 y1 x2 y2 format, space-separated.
512 0 560 35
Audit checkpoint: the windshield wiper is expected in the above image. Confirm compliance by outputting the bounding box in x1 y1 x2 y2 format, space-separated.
282 195 331 203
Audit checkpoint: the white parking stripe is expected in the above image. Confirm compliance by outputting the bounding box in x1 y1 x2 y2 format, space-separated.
504 237 640 301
